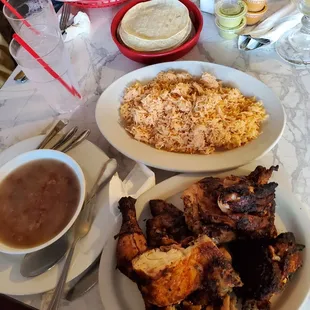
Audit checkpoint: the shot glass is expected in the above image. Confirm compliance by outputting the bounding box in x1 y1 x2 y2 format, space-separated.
9 24 82 114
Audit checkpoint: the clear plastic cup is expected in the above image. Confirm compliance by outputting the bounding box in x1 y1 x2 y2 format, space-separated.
9 24 82 114
3 0 58 34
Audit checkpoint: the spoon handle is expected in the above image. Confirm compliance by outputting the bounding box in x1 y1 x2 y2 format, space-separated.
46 238 79 310
61 129 91 153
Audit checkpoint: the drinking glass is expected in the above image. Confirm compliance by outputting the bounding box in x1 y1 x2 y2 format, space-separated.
3 0 58 34
9 24 81 114
276 0 310 65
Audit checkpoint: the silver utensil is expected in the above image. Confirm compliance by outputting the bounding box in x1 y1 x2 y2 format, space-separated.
47 207 94 310
20 235 69 278
14 71 28 83
20 158 117 279
47 160 114 310
37 120 68 149
59 3 71 32
65 157 118 299
61 129 91 153
50 126 78 150
65 254 100 301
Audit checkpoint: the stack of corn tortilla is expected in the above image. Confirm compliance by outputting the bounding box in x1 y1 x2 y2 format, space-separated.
118 0 194 52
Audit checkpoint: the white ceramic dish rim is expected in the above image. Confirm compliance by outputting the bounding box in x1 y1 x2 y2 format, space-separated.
95 60 286 173
98 166 310 310
0 149 86 255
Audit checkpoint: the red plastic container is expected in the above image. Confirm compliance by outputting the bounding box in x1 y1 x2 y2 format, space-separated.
70 0 128 8
111 0 203 64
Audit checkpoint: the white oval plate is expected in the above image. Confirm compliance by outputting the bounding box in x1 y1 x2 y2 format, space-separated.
0 136 114 295
95 61 286 173
98 165 310 310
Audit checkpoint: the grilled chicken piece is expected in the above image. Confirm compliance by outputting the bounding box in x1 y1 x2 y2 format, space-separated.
182 294 237 310
247 165 279 185
217 183 277 215
230 232 304 306
150 200 183 217
132 235 242 307
242 300 270 310
220 295 238 310
201 225 236 244
146 200 192 247
116 197 148 281
145 303 178 310
133 237 206 307
187 247 240 306
146 296 237 310
182 302 203 310
182 166 278 242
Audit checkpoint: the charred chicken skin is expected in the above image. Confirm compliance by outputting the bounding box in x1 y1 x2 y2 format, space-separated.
146 200 192 248
182 166 279 242
242 300 271 310
186 247 239 307
146 294 238 310
229 232 304 309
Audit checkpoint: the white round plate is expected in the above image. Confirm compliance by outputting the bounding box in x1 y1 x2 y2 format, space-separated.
98 164 310 310
95 61 286 173
0 136 113 295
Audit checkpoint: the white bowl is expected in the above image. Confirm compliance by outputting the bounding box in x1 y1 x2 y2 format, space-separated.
0 149 86 255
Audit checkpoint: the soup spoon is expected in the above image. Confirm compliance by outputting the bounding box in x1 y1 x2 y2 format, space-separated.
20 235 70 278
20 158 118 278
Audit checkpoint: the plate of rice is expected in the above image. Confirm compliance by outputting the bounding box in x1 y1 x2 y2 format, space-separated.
95 61 286 172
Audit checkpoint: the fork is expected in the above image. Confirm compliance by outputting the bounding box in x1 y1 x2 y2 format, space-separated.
59 3 71 33
46 160 111 310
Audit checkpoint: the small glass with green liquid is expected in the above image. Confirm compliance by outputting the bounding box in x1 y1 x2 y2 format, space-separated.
220 0 243 16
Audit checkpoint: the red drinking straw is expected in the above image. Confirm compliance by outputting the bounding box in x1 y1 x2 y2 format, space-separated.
0 0 40 34
13 33 82 99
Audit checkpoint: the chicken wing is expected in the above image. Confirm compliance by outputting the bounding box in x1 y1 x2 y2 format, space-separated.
247 165 279 185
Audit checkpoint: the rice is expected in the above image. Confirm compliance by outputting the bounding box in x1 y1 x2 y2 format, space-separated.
119 71 268 155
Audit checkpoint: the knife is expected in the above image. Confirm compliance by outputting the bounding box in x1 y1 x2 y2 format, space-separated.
65 254 101 301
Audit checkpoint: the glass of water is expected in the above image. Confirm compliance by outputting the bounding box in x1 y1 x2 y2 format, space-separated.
9 24 82 114
3 0 58 34
276 0 310 65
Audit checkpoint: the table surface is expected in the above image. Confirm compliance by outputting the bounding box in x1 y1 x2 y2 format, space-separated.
0 3 310 310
